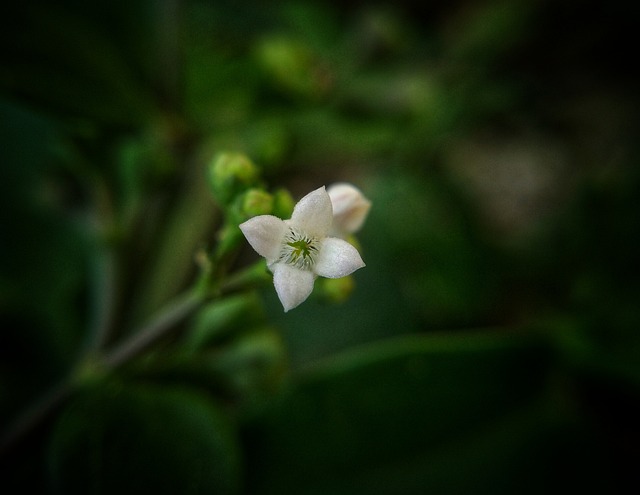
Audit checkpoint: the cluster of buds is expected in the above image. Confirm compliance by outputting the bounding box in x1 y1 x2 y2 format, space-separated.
208 151 371 312
240 184 371 312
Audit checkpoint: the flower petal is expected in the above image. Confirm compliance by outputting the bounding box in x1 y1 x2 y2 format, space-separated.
314 237 365 279
239 215 287 261
272 263 316 312
289 186 333 238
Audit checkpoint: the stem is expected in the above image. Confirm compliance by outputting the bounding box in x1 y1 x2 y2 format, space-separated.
0 378 73 458
101 288 205 369
0 287 206 459
219 260 270 294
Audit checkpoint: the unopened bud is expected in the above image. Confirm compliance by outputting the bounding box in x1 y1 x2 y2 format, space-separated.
327 183 371 237
208 152 260 205
317 275 355 305
240 188 274 218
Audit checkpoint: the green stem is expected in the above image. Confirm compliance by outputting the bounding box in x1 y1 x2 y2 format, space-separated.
101 288 205 369
0 286 206 459
0 378 73 458
0 204 249 458
219 259 271 294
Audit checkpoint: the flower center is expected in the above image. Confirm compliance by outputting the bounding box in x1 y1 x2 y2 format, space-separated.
279 228 320 270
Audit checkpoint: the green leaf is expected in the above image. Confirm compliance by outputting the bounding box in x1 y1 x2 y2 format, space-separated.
244 330 559 495
131 326 287 414
212 326 288 411
184 292 266 351
364 173 500 328
126 161 219 327
48 382 242 495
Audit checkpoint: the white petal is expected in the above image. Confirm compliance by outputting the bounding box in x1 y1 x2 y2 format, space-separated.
314 237 365 279
272 263 316 312
328 183 371 235
289 186 333 238
239 215 287 262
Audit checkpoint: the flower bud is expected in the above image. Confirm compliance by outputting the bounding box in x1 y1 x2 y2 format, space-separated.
327 183 371 237
272 188 295 219
240 188 274 218
317 275 355 304
214 189 273 261
208 152 260 205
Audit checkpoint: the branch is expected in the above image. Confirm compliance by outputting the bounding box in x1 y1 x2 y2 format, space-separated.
0 288 205 458
101 288 205 368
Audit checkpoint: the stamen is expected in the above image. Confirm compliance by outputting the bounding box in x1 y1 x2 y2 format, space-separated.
279 228 320 270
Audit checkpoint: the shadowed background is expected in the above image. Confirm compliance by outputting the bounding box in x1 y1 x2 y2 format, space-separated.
1 0 639 494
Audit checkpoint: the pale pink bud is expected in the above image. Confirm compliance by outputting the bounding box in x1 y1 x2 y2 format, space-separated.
327 183 371 237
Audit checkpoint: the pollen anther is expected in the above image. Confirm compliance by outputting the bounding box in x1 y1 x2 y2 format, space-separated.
279 228 320 270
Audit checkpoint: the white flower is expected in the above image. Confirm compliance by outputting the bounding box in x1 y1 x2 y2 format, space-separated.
239 186 366 312
327 183 371 238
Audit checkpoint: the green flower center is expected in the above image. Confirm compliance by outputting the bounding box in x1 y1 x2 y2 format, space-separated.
279 228 320 270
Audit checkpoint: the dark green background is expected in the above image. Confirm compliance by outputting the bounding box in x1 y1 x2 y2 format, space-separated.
1 1 639 493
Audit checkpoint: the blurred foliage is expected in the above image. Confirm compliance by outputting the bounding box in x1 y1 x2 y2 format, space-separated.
49 382 242 494
1 0 639 494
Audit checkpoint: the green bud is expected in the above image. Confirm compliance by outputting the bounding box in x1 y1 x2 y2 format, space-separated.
317 275 355 305
240 188 273 218
208 152 260 205
212 189 273 262
272 188 295 219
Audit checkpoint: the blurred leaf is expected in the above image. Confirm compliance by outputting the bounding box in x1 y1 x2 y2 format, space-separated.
113 129 178 232
245 330 556 495
0 3 154 126
255 35 332 101
212 326 287 412
127 161 218 327
48 382 242 495
365 172 500 328
277 1 341 50
132 324 287 414
183 4 261 130
445 0 537 65
287 108 400 163
242 118 293 171
184 292 266 351
338 71 444 120
0 100 88 424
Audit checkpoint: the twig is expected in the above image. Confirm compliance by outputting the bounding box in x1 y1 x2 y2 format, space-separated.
0 377 73 458
0 287 205 458
101 288 204 368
